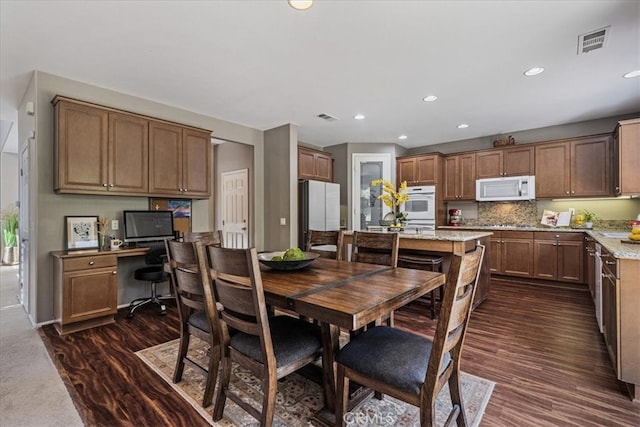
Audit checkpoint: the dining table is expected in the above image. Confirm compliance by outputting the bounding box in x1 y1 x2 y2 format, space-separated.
259 257 446 423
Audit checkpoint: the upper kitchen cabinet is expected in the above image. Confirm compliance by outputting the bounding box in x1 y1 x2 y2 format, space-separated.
443 153 476 201
397 154 441 186
612 118 640 196
475 146 534 179
148 122 211 198
54 97 148 195
298 146 333 182
535 134 611 198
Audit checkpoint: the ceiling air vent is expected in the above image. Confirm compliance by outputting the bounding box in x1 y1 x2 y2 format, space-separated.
578 26 610 54
317 113 338 122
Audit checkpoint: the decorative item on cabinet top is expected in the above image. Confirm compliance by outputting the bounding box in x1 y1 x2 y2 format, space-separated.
493 135 515 147
65 216 100 250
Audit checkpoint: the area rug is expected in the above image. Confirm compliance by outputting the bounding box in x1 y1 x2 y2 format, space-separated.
136 338 495 426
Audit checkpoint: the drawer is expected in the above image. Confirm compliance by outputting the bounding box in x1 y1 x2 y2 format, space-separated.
600 248 618 278
63 255 117 272
501 231 533 240
534 231 583 241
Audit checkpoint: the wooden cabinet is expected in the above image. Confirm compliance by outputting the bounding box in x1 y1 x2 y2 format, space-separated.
612 118 640 196
585 235 596 299
148 122 211 197
443 153 476 200
396 154 441 185
600 251 640 395
298 146 333 182
535 135 611 198
52 253 118 335
475 146 534 179
533 232 584 283
53 96 211 199
489 230 534 277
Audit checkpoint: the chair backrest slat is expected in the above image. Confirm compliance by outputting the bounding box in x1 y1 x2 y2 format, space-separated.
351 231 399 267
184 230 223 247
306 230 345 260
422 245 484 395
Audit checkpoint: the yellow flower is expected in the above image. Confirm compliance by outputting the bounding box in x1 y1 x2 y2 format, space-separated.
370 179 409 211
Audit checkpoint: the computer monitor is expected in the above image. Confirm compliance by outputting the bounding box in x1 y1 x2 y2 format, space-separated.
123 210 175 244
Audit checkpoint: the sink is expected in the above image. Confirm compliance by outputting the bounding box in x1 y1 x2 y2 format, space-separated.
599 232 629 238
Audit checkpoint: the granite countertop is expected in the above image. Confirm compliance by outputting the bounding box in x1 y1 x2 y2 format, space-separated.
438 225 640 260
344 229 493 242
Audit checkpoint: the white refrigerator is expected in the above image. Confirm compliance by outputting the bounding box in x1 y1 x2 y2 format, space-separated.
298 180 341 248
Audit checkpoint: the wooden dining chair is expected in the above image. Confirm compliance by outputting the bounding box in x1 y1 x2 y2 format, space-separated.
183 230 223 247
350 231 400 327
305 229 344 260
203 245 323 427
164 239 221 408
335 245 485 427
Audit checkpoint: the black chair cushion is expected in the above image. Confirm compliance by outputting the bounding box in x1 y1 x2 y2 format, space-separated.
187 310 210 333
336 326 450 396
135 266 170 281
230 316 322 367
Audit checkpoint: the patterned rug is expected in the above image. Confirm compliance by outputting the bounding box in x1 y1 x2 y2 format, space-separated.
136 337 495 426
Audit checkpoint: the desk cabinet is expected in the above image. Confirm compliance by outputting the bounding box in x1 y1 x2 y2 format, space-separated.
52 253 118 335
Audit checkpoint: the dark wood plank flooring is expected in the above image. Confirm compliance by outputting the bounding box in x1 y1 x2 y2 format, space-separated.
40 280 640 426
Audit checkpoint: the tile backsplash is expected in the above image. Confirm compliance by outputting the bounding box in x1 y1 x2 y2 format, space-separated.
453 199 640 230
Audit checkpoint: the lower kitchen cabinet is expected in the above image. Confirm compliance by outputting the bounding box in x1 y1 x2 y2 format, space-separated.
600 246 640 399
490 231 534 277
52 252 118 335
533 232 584 283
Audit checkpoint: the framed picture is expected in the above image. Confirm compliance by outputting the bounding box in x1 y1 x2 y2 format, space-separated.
149 198 191 233
65 216 99 250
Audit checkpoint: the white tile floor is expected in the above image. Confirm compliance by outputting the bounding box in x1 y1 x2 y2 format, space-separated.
0 264 20 308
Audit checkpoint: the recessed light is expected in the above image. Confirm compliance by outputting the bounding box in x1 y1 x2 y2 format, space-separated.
398 135 408 140
354 114 365 120
524 67 545 76
623 70 640 78
423 95 438 102
288 0 313 10
457 123 469 129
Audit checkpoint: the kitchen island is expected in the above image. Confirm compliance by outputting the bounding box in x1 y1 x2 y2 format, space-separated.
343 229 493 308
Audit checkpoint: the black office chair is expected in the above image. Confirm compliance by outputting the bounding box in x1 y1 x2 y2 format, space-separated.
127 246 173 318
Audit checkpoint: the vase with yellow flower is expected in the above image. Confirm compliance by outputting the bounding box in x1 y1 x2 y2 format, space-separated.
371 179 409 227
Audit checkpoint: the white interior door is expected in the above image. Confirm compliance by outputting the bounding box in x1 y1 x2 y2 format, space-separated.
221 169 249 248
352 153 391 231
18 139 31 311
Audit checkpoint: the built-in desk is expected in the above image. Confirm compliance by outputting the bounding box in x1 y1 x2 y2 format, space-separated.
51 247 149 334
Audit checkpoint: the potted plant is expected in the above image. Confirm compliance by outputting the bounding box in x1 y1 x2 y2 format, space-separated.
581 209 598 229
1 206 19 265
371 179 409 227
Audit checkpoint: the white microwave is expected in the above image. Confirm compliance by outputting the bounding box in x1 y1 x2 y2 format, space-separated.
476 175 536 201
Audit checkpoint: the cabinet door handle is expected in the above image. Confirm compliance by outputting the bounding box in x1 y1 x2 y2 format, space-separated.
565 191 570 194
109 183 114 187
183 188 188 192
89 261 95 265
112 271 117 275
102 183 108 187
605 260 616 266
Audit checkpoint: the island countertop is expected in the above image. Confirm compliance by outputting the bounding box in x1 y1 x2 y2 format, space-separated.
343 229 492 255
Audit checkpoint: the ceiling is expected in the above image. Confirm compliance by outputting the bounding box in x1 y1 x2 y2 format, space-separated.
1 1 639 154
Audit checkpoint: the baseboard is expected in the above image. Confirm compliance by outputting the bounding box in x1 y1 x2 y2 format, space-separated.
491 275 589 291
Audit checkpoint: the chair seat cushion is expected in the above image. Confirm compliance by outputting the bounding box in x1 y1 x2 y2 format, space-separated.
336 326 450 395
187 310 210 333
230 316 322 367
135 266 170 281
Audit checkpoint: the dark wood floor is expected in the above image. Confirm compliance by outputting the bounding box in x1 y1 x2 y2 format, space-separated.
40 280 640 426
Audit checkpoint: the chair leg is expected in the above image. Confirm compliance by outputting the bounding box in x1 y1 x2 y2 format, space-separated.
212 353 231 422
261 373 277 427
335 364 348 427
448 370 468 427
202 344 220 408
172 331 191 383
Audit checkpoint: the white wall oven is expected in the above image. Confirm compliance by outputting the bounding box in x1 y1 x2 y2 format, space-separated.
403 186 436 230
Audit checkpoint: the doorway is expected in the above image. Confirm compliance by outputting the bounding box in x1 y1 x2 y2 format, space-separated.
352 153 391 231
221 169 249 248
